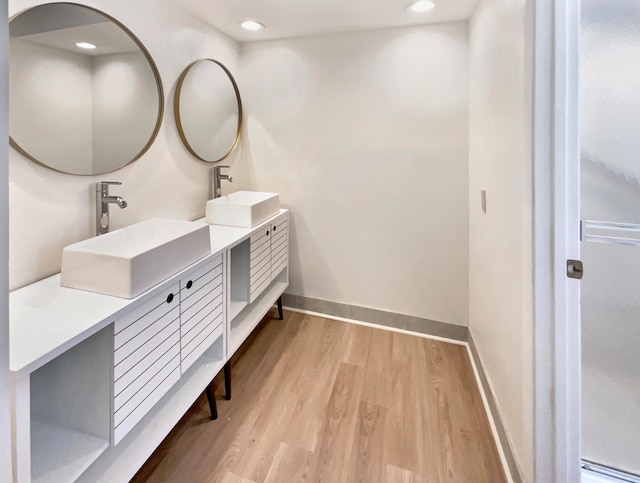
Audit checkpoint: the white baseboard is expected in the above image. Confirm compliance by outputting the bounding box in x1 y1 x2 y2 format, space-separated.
465 343 515 483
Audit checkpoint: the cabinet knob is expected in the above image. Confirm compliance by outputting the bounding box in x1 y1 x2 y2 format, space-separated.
266 230 270 236
166 293 174 304
186 280 193 289
273 225 277 232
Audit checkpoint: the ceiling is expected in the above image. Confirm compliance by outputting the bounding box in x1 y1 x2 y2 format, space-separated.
178 0 480 43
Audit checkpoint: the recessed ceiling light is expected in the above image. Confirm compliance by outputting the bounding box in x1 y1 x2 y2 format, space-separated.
240 20 265 31
75 42 96 49
408 0 436 13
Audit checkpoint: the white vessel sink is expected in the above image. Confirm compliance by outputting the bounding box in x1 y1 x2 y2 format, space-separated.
205 191 279 228
61 218 211 298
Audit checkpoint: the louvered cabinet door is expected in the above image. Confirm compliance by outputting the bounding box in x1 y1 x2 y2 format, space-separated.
179 254 224 373
270 212 288 278
112 284 181 444
249 227 272 303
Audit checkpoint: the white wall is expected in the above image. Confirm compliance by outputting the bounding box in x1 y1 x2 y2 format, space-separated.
9 0 251 290
580 0 640 474
240 24 470 326
10 39 93 173
1 1 12 480
468 0 533 480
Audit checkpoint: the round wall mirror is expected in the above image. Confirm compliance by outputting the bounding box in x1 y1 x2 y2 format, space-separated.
9 3 164 175
174 59 242 163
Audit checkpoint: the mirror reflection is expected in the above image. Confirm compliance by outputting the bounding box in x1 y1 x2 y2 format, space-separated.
174 59 242 163
9 3 164 175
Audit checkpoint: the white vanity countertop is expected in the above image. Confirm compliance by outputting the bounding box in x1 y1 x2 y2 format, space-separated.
10 247 226 379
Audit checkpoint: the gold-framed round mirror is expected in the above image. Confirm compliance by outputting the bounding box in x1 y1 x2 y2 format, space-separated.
9 2 164 175
174 59 242 163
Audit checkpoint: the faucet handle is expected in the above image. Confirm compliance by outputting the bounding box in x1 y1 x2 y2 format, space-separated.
97 181 122 190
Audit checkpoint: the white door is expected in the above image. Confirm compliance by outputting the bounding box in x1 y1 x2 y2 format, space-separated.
579 0 640 480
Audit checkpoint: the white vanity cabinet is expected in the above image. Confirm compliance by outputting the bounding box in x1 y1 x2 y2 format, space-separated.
11 209 289 483
226 210 289 356
249 211 289 303
10 250 227 483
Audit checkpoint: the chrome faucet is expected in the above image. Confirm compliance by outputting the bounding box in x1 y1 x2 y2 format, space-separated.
96 181 127 236
212 165 233 199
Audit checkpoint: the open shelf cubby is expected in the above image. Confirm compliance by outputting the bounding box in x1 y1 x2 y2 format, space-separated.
229 268 288 356
30 326 112 483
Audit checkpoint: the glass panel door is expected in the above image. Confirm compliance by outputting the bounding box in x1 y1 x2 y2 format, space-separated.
581 0 640 479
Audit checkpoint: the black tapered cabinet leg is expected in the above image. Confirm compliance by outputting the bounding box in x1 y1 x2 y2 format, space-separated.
277 296 283 320
205 384 218 420
224 361 231 400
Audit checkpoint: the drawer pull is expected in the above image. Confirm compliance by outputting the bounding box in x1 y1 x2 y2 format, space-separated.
186 280 193 289
266 229 270 236
166 293 174 304
273 225 277 232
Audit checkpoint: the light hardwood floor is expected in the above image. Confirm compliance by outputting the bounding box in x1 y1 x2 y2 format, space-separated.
133 310 506 483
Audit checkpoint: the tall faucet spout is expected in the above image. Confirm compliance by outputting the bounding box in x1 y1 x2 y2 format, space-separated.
103 196 128 209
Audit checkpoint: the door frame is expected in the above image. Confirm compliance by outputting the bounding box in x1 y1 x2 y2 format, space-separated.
532 0 581 481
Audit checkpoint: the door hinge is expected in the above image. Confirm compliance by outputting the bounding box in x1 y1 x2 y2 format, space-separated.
567 259 583 280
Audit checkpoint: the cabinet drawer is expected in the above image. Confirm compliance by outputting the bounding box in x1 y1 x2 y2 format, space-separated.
114 283 179 336
181 320 224 373
114 307 180 365
180 257 223 305
113 361 181 444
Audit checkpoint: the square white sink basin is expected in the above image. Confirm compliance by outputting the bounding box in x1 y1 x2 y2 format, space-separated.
61 218 211 298
205 191 279 228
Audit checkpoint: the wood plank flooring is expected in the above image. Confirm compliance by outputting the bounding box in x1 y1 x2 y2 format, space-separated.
132 311 506 483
